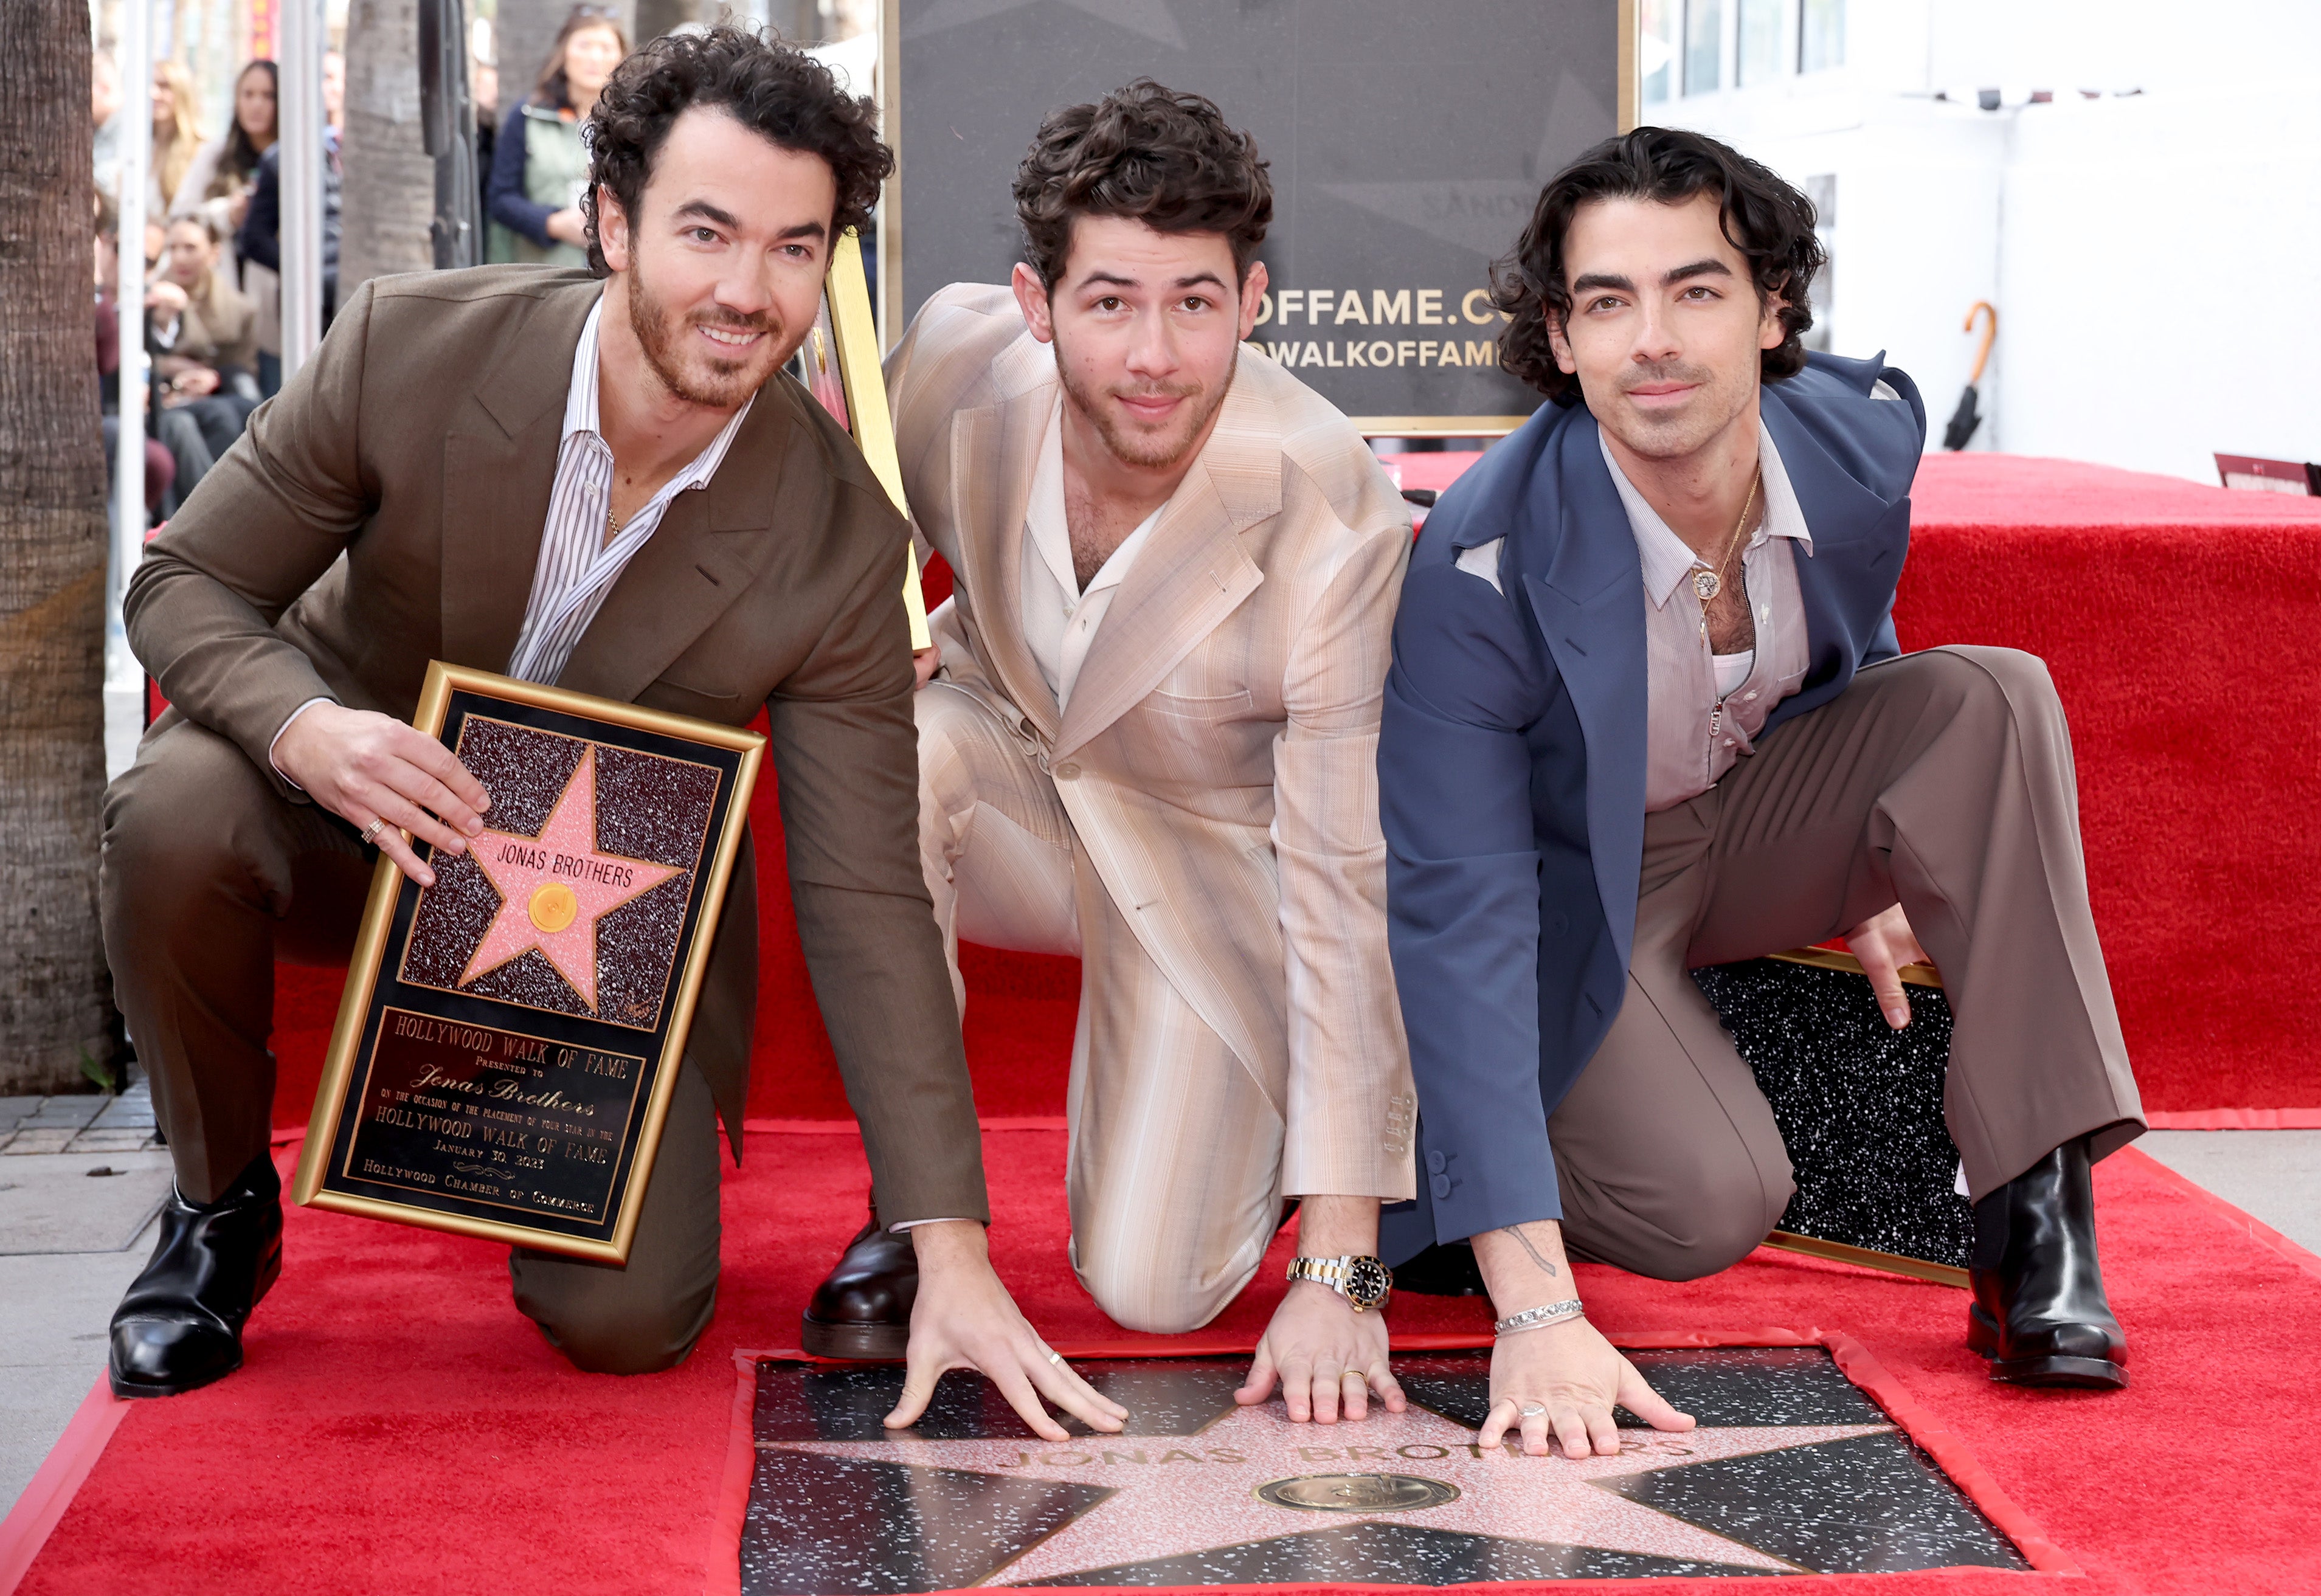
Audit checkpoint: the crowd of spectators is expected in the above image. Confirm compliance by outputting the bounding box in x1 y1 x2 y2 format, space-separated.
91 5 640 527
92 42 345 524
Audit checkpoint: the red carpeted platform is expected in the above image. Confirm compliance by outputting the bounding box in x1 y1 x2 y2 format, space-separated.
1898 455 2321 1116
9 1132 2320 1594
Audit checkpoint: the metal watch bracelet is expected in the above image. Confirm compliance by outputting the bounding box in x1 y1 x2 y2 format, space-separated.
1492 1299 1585 1336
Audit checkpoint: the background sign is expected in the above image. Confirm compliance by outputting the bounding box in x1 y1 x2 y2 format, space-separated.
888 0 1627 431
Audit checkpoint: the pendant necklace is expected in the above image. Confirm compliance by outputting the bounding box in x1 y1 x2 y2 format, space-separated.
1694 468 1762 646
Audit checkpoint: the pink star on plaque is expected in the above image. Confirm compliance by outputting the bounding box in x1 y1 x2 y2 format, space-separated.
457 746 680 1012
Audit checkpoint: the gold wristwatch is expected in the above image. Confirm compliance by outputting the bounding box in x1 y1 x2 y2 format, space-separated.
1285 1254 1393 1312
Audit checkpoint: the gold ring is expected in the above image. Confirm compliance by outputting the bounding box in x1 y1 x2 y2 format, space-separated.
1045 1350 1064 1366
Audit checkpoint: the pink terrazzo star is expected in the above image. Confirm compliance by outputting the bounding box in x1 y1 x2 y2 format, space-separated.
456 745 680 1012
783 1400 1897 1580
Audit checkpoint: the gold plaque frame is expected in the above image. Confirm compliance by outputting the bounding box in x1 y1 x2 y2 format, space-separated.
291 662 765 1263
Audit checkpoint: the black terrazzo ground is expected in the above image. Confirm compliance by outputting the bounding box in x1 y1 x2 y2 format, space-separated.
1018 1524 1786 1586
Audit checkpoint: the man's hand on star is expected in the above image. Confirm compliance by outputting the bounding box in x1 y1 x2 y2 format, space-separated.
1480 1314 1694 1460
1843 902 1932 1029
1236 1277 1403 1423
887 1219 1127 1443
1235 1194 1402 1423
275 702 489 886
1472 1218 1693 1459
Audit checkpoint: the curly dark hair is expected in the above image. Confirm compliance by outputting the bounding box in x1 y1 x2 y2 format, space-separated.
581 24 892 275
1014 80 1271 289
1492 126 1825 406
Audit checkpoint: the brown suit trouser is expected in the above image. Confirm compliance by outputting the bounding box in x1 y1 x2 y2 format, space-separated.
1549 646 2145 1280
100 716 722 1374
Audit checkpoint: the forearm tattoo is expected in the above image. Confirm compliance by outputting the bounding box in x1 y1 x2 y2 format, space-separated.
1498 1223 1559 1277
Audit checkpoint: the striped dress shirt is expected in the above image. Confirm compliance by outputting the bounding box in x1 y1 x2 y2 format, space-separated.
505 299 756 685
266 297 756 775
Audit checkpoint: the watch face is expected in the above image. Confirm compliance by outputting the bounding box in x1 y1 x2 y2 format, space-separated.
1344 1256 1392 1307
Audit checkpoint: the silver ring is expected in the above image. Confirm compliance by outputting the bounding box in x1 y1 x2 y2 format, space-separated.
1045 1350 1064 1366
362 818 387 845
1518 1403 1547 1417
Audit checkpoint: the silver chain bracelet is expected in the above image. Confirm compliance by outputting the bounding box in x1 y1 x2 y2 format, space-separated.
1493 1298 1585 1336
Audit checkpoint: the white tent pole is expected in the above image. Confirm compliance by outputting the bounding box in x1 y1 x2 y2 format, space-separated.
110 0 153 680
278 0 325 381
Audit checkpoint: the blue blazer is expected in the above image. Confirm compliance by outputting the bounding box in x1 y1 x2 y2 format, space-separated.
1377 353 1927 1263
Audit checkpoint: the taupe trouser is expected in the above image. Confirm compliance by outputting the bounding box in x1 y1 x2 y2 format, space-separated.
916 682 1285 1335
1550 647 2145 1280
100 716 721 1373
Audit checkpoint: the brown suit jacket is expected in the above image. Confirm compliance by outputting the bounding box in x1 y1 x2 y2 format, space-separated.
127 265 987 1225
888 285 1416 1202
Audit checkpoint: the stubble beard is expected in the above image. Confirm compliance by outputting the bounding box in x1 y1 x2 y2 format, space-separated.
1597 356 1754 464
1056 337 1234 472
626 249 783 411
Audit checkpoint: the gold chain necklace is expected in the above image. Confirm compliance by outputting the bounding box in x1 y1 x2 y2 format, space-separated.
1692 468 1762 645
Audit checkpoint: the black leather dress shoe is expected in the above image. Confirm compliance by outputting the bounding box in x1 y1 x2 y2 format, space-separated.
801 1209 915 1361
1967 1135 2127 1389
1389 1242 1489 1296
109 1154 283 1399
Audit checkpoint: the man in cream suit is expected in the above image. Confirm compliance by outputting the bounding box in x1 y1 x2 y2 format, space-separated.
803 81 1417 1426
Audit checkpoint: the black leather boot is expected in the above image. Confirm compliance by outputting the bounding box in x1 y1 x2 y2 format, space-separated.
109 1153 283 1398
1967 1136 2126 1389
801 1206 915 1361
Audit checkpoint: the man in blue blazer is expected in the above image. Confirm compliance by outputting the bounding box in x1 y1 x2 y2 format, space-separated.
1380 129 2144 1458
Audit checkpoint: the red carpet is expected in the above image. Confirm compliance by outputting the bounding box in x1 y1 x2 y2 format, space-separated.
11 1133 2320 1594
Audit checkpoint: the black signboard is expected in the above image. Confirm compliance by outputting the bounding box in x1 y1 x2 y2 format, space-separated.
886 0 1629 432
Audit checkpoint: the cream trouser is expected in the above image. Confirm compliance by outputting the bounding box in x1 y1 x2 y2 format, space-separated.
914 682 1285 1334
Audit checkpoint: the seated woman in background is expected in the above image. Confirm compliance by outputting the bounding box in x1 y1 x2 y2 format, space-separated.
485 5 627 268
149 215 260 470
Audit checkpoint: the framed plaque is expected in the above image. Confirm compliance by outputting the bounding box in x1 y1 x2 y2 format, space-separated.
1697 948 1968 1288
291 662 764 1262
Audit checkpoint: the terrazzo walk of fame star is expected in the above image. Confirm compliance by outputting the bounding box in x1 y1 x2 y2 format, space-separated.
738 1348 2032 1590
396 716 718 1030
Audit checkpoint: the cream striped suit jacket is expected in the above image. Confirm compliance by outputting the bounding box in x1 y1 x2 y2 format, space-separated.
887 284 1417 1203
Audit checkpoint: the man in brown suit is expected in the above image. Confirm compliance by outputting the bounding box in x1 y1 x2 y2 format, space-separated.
803 84 1419 1431
103 27 1126 1444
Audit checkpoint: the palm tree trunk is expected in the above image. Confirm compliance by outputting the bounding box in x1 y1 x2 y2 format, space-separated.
0 1 117 1092
341 0 440 291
